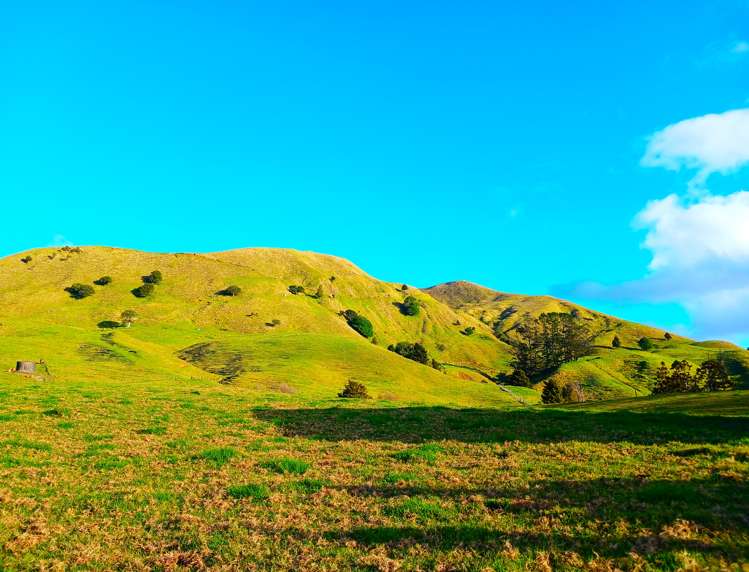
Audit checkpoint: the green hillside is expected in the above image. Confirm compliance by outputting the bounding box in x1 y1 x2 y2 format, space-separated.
1 248 747 405
426 280 749 399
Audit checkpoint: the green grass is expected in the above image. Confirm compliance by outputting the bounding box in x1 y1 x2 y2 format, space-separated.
259 457 310 474
227 483 270 501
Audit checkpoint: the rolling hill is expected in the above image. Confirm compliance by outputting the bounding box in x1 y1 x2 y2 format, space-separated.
1 246 747 404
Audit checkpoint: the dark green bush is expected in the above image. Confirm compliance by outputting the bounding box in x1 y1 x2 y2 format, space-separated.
341 310 374 338
612 335 621 348
20 256 32 264
94 276 112 286
461 326 475 336
288 285 305 295
399 295 420 316
65 283 95 299
338 379 370 399
97 320 121 329
218 285 242 296
388 342 429 364
142 270 163 284
131 283 155 298
638 337 653 351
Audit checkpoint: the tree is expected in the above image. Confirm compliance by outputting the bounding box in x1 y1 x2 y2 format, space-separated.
612 335 621 348
132 283 155 298
218 285 242 296
341 310 374 338
541 379 562 404
400 295 420 316
94 276 112 286
65 283 95 299
510 312 593 379
120 310 138 327
388 341 429 364
653 361 671 394
669 360 694 392
637 337 653 351
142 270 163 284
20 256 32 264
694 359 733 392
664 332 673 340
461 326 475 336
338 379 370 399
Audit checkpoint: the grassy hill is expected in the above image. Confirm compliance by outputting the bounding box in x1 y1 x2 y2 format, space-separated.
0 246 520 407
1 248 747 405
426 280 749 399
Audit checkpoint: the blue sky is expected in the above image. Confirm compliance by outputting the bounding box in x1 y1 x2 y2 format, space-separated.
2 1 748 343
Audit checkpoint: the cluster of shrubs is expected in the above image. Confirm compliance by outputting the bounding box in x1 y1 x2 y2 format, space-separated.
132 270 162 298
288 285 305 295
65 275 114 299
341 309 374 338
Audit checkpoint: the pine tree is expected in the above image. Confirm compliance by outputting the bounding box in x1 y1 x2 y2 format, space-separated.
541 379 562 404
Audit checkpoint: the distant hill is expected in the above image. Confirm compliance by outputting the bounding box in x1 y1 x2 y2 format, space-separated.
0 247 746 405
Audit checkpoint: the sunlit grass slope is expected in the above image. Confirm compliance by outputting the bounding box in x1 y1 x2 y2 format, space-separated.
0 246 515 407
427 281 749 398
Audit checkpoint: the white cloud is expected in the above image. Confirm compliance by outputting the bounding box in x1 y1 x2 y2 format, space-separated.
733 40 749 54
635 192 749 270
641 108 749 188
565 191 749 340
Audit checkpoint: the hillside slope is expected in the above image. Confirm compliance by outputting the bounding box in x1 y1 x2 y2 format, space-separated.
425 281 749 399
0 247 519 407
1 248 746 404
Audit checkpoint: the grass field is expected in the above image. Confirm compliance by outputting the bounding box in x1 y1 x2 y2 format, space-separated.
1 370 747 570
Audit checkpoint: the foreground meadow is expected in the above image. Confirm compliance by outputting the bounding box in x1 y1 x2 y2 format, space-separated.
0 375 747 571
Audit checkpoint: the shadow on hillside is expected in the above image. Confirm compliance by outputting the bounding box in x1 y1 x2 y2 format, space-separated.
268 476 747 561
251 406 749 444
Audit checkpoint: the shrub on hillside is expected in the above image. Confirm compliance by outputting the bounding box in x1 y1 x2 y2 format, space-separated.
94 276 112 286
20 256 32 264
341 309 374 338
218 285 242 296
288 285 305 295
461 326 475 336
388 341 429 364
637 337 653 351
97 320 121 329
338 379 370 399
664 332 673 340
142 270 163 284
399 295 420 316
65 283 95 299
612 335 621 348
131 283 155 298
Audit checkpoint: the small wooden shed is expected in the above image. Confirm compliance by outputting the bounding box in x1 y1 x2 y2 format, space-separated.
15 361 36 374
